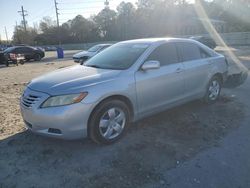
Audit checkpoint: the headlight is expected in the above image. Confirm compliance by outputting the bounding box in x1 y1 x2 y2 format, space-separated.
41 92 88 108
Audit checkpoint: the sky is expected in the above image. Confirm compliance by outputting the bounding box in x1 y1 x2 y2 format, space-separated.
0 0 193 41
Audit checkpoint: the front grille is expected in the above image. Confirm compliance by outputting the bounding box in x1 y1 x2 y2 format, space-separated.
21 94 41 108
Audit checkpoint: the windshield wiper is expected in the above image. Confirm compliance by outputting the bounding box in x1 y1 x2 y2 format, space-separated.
85 65 102 69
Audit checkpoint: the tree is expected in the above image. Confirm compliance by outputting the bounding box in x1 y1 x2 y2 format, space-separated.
94 8 117 40
12 25 38 45
117 2 136 39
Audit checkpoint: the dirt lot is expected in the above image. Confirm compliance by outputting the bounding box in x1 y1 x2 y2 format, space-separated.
0 48 249 187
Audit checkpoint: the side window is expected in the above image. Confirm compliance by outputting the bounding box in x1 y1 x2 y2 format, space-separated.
99 46 109 52
146 43 178 66
177 43 201 62
200 48 211 59
14 48 22 53
23 47 32 52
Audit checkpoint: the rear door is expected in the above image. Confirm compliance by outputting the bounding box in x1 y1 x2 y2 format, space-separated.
135 43 185 115
176 42 211 98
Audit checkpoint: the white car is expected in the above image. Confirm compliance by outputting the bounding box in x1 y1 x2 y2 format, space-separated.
73 44 112 63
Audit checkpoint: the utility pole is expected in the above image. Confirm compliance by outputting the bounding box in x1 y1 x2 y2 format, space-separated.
104 0 109 9
18 6 28 31
54 0 60 45
104 0 109 39
54 0 59 28
5 27 9 44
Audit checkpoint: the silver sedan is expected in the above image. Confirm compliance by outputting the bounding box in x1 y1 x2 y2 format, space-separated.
20 38 228 144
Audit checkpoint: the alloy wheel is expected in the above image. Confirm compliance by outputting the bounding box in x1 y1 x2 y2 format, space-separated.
99 107 126 140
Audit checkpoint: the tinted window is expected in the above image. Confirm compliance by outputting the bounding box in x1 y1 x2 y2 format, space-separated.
88 45 102 52
177 43 201 61
99 45 111 52
146 43 178 66
14 48 23 53
15 47 32 53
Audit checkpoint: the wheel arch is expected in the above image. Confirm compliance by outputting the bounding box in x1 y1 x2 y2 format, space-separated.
87 94 134 137
212 72 224 84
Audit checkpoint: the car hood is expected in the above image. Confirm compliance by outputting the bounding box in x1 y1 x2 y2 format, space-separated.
28 65 121 95
73 51 95 58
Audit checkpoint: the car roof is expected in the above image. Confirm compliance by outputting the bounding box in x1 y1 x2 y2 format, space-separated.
96 44 112 47
119 38 198 45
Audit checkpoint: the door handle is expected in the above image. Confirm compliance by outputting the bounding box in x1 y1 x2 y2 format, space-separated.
176 67 183 73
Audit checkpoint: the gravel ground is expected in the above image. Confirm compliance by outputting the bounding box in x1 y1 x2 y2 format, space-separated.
0 48 249 187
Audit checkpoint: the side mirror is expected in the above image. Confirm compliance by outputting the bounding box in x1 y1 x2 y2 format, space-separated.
141 60 160 71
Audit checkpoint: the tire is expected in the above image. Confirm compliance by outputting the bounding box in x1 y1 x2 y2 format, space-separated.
19 60 25 65
5 61 9 67
34 54 41 61
204 76 222 104
89 100 130 144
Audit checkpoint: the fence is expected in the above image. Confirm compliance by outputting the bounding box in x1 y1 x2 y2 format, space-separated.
44 32 250 50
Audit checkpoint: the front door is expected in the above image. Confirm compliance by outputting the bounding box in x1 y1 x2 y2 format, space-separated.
135 43 185 116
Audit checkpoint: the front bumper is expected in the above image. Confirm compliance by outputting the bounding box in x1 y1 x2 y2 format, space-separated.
73 57 80 63
20 87 95 140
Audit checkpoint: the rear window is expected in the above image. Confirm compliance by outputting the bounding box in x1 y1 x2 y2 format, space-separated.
177 42 201 62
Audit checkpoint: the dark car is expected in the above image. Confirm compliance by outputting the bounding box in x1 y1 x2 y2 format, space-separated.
4 46 45 61
0 50 25 66
190 36 217 49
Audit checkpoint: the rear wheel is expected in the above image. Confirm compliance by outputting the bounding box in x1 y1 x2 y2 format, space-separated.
19 60 25 65
5 61 9 67
204 76 222 104
34 54 41 61
89 100 130 144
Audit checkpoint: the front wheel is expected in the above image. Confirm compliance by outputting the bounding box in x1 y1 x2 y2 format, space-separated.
204 76 222 104
89 100 130 144
34 54 41 61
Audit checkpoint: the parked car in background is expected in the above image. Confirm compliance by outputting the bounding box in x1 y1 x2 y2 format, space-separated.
20 38 228 144
44 46 57 51
0 49 25 66
189 36 217 49
0 44 13 51
73 44 112 63
4 46 45 61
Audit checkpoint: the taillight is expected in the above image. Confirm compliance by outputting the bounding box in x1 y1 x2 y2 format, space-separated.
9 53 17 60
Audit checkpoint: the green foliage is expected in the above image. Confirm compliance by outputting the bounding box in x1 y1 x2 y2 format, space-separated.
11 0 250 45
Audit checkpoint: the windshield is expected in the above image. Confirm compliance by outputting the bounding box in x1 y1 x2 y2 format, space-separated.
85 43 149 70
88 45 102 52
4 47 16 53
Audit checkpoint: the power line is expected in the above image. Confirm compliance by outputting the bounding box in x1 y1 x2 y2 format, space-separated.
58 0 105 4
59 6 103 10
28 6 55 22
18 6 28 31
